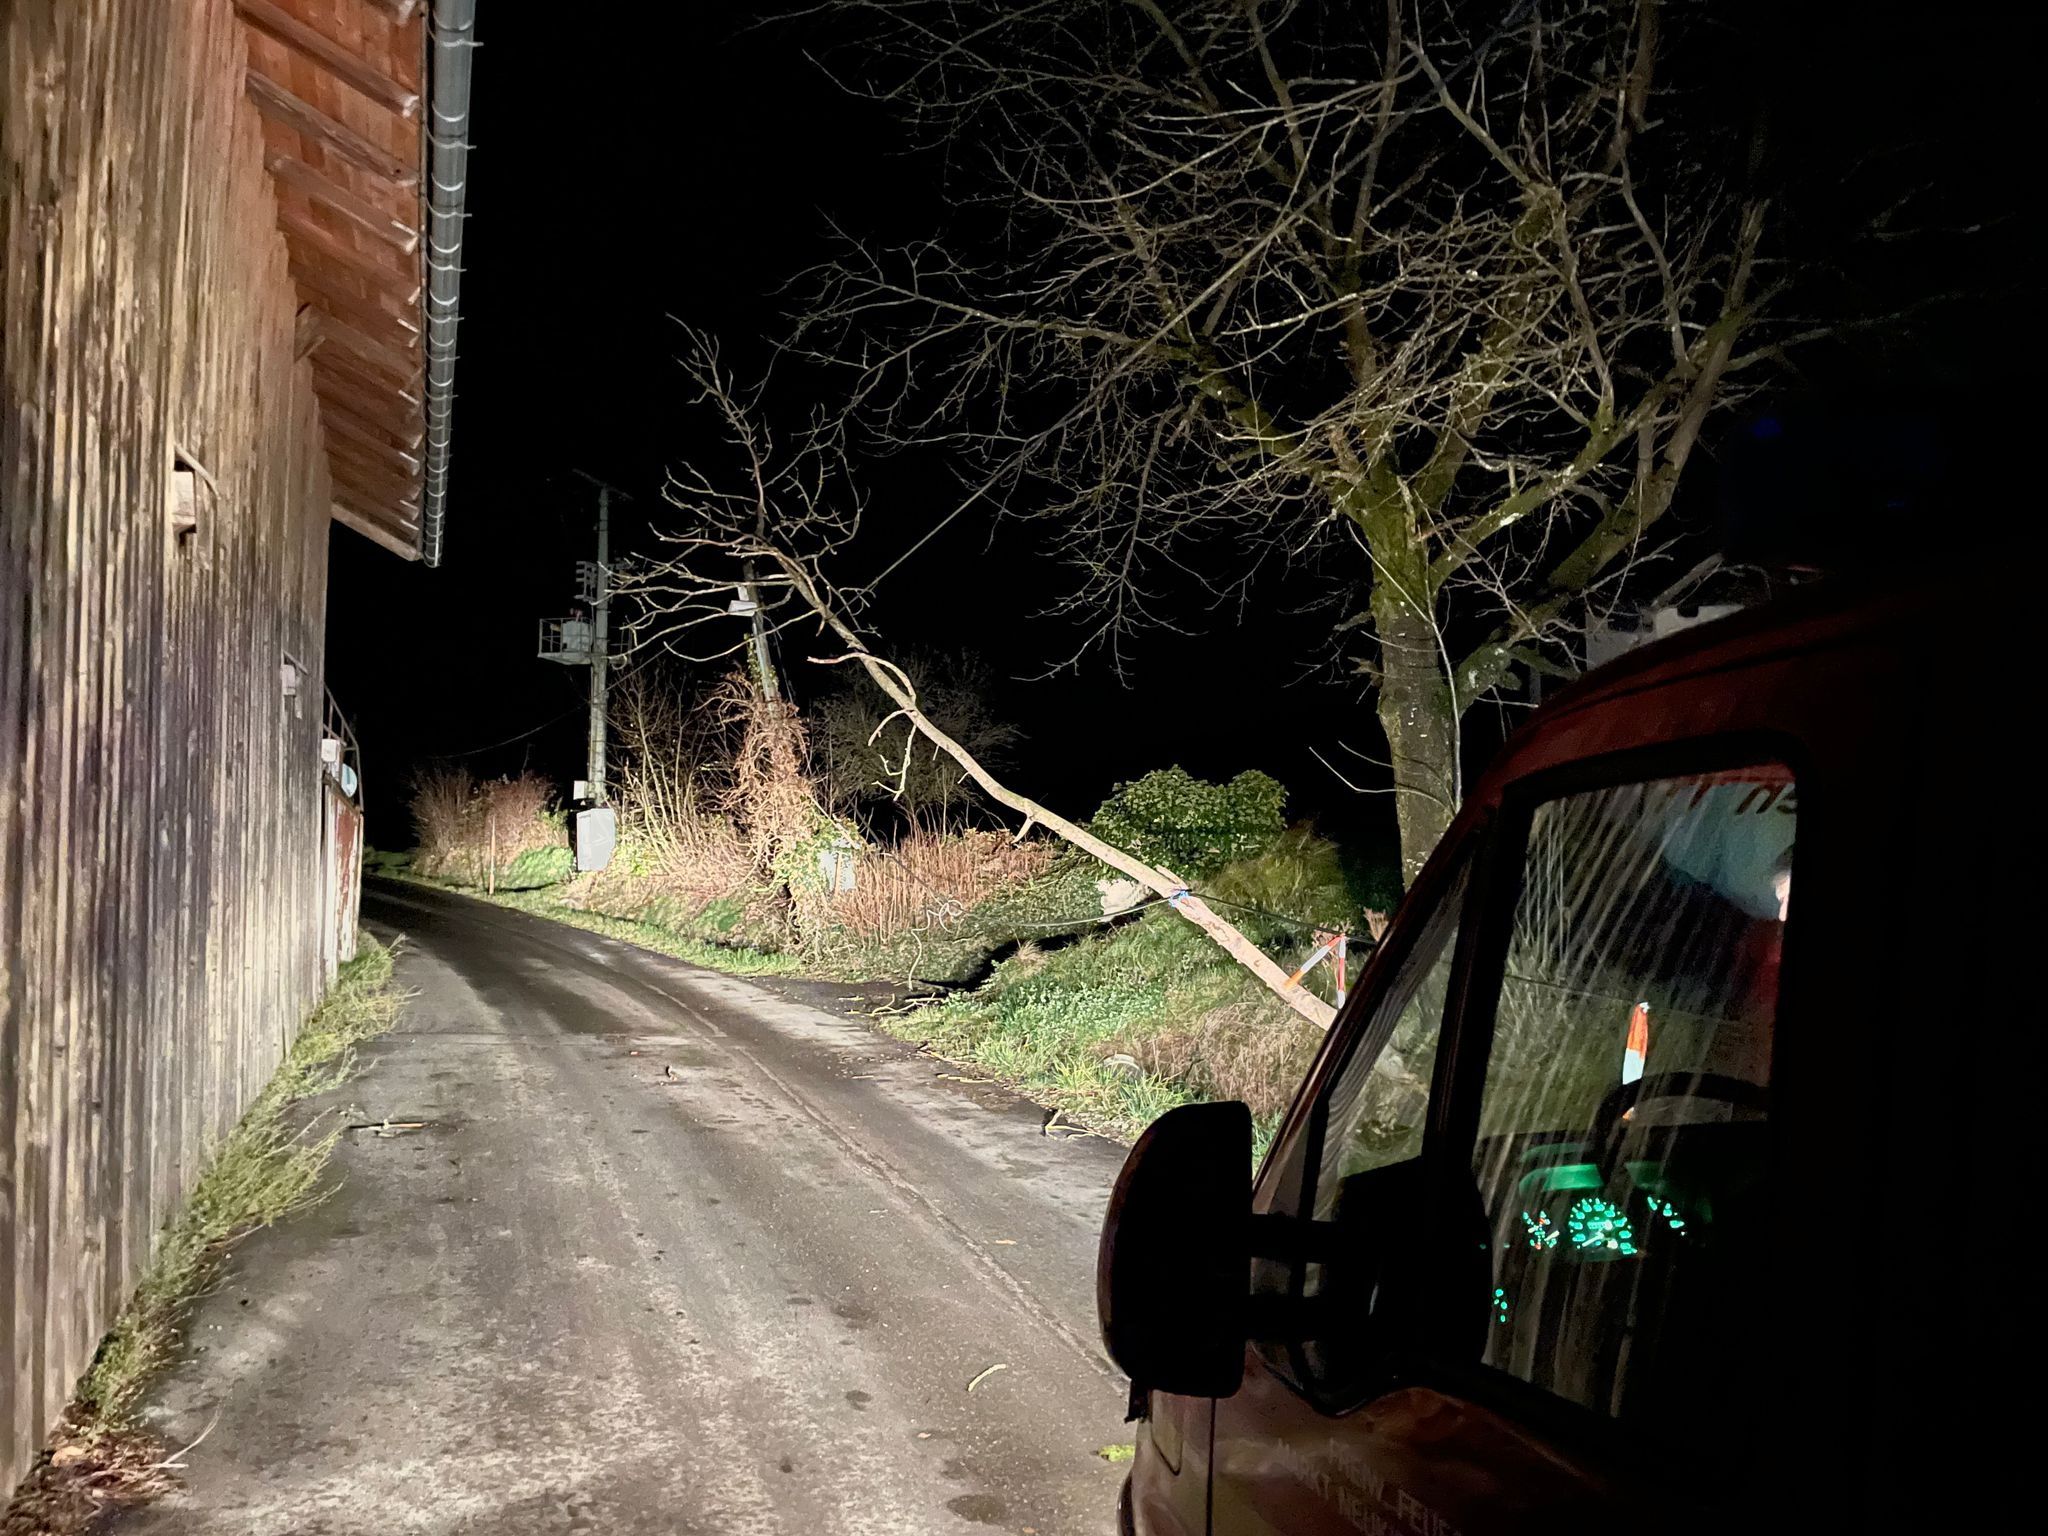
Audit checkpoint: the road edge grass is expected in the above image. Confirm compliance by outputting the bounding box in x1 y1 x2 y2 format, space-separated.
391 872 802 977
866 1003 1197 1150
3 937 407 1534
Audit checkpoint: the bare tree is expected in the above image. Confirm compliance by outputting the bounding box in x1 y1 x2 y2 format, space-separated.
607 659 735 830
811 648 1023 830
622 329 1338 1029
795 0 1773 881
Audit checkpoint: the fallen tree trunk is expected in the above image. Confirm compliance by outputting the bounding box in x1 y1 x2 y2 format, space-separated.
783 580 1335 1032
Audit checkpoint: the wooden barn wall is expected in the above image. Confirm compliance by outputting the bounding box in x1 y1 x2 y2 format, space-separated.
0 0 333 1486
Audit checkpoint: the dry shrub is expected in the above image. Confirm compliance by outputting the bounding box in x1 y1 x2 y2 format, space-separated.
609 660 733 828
591 667 782 935
408 764 473 868
640 811 757 907
408 768 566 885
573 807 774 938
1 1411 171 1535
1116 995 1323 1122
479 772 551 835
574 671 830 948
832 827 1055 942
727 691 821 869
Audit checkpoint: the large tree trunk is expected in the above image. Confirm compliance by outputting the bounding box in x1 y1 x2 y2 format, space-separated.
1373 590 1458 886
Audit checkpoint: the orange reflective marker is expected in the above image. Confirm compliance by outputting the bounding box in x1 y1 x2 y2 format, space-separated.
1622 1002 1651 1086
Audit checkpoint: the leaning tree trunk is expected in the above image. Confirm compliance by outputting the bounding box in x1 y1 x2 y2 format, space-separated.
770 560 1339 1030
1373 589 1459 887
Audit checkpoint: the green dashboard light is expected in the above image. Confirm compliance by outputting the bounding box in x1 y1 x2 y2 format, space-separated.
1521 1210 1560 1250
1646 1196 1686 1233
1493 1287 1510 1325
1567 1197 1637 1257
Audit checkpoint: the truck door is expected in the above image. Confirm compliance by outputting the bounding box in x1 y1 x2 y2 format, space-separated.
1208 842 1478 1534
1212 759 1794 1533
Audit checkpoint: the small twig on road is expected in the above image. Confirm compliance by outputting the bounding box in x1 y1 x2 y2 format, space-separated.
1046 1121 1119 1144
871 998 942 1019
147 1410 222 1471
965 1362 1009 1393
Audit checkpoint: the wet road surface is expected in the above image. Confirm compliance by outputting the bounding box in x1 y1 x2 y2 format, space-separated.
118 879 1132 1535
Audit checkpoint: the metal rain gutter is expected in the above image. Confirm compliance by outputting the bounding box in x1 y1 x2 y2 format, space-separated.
421 0 476 567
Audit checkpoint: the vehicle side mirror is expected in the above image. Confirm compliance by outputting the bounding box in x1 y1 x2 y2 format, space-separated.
1097 1100 1253 1398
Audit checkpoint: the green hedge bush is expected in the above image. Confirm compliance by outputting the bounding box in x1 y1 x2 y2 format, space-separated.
1090 766 1287 879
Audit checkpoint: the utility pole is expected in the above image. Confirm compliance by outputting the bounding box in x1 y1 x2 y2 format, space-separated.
742 502 781 706
588 485 610 802
567 470 633 805
741 558 781 706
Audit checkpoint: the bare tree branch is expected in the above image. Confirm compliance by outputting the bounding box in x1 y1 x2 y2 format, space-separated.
624 329 1338 1029
794 0 1777 880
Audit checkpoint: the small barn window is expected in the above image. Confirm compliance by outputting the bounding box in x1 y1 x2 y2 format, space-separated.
169 459 198 536
169 448 211 542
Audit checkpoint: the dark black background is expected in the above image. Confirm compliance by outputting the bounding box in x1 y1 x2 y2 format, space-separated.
325 2 2026 856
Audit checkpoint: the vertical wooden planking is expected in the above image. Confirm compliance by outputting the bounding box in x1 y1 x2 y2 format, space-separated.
1 0 337 1490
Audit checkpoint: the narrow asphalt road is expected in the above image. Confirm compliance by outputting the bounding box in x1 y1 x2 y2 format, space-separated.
120 880 1133 1535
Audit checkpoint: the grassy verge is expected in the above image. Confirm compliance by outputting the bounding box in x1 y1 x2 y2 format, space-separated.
874 905 1328 1158
395 873 801 978
4 938 405 1534
863 830 1369 1155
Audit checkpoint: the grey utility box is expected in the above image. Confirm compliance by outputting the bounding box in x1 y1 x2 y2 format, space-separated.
573 807 617 873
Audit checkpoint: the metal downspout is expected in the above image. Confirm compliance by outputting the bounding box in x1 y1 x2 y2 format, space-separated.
422 0 477 567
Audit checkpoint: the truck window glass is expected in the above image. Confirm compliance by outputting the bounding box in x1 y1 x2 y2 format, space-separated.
1248 863 1466 1402
1474 769 1791 1425
1313 871 1465 1215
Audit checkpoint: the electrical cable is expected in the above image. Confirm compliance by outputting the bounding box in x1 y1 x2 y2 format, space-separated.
429 704 582 760
1190 889 1345 936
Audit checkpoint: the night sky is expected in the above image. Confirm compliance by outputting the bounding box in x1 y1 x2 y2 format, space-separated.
325 2 2024 855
